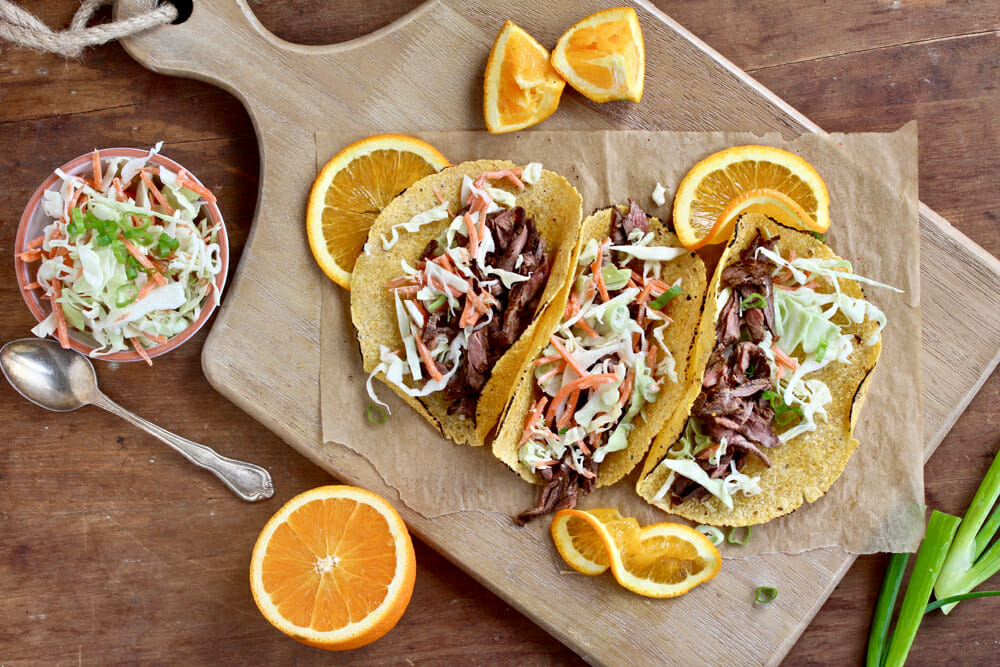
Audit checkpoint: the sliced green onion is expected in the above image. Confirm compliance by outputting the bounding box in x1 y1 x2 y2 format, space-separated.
111 240 128 265
882 511 961 667
133 229 155 246
695 525 725 545
427 294 447 311
810 231 827 242
755 586 778 604
559 426 569 435
866 552 909 667
156 233 179 257
815 338 829 363
740 292 767 310
125 264 138 281
366 404 388 425
603 304 630 332
728 526 752 545
650 285 683 309
115 283 139 308
96 233 112 246
601 264 631 291
762 390 804 425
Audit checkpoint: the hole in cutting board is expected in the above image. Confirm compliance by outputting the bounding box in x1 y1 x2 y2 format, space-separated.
165 0 193 24
246 0 423 45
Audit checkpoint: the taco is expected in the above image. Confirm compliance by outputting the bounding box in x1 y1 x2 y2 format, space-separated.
352 160 582 447
637 213 897 526
492 201 707 524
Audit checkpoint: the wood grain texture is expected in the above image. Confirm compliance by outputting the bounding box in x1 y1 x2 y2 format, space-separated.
1 1 999 665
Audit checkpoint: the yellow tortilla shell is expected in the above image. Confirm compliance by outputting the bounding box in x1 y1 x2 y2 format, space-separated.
351 160 582 447
637 213 882 526
492 205 707 488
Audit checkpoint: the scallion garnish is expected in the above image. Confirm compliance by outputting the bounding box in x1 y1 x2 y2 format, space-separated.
111 240 128 265
740 292 767 310
156 233 179 257
428 294 447 311
755 586 778 604
761 390 804 426
650 285 683 309
115 283 139 308
810 231 827 242
695 525 725 546
728 526 752 545
366 404 388 425
816 338 829 363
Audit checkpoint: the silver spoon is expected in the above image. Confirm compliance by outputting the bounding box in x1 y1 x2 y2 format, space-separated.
1 338 274 502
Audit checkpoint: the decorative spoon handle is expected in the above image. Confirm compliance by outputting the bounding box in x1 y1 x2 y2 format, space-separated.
92 392 275 502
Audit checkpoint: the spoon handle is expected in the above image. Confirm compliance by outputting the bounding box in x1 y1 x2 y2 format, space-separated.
92 392 275 502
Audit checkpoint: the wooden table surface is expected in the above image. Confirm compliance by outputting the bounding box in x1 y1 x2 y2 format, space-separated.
3 1 1000 664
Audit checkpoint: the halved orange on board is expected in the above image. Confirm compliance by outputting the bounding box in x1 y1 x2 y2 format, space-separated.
672 144 831 249
551 508 721 598
484 20 566 133
306 134 450 289
551 7 645 103
249 485 416 650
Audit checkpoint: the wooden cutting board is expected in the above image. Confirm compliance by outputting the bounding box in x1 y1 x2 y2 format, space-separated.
117 0 1000 663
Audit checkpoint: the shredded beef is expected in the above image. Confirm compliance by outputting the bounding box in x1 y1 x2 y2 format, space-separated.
668 231 784 506
419 206 550 420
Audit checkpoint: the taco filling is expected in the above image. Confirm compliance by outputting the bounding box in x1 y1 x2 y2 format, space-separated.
364 165 552 419
515 202 690 524
651 228 897 510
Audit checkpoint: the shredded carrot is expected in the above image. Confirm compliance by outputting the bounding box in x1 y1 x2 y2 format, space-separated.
557 389 581 428
122 238 166 285
631 270 645 285
576 438 592 456
137 280 157 302
91 149 102 189
537 360 566 385
519 396 550 445
463 212 479 259
459 293 480 328
534 459 560 469
637 280 656 305
697 444 720 460
26 235 46 249
112 177 126 201
413 331 444 383
141 331 169 345
618 368 635 407
139 171 175 215
583 277 597 303
534 353 563 366
384 275 418 289
49 280 70 349
647 277 673 294
474 168 524 190
177 170 217 203
16 249 43 262
772 343 799 371
129 337 153 366
576 317 600 339
563 291 580 320
576 466 597 480
591 239 610 302
22 282 41 291
545 373 618 425
647 344 659 367
392 285 421 297
549 335 589 377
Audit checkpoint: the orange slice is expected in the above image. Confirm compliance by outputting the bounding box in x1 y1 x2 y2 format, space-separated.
551 508 721 598
484 20 566 133
306 134 450 289
672 144 831 249
550 7 645 103
249 485 416 650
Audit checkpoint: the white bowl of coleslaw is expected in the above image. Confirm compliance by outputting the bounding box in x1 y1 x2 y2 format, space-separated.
14 145 229 364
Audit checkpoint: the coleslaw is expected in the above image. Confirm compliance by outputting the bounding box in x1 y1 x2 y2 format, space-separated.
17 144 223 364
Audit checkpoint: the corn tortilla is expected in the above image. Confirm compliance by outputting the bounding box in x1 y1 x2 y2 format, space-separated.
637 213 882 526
493 205 707 487
351 160 582 447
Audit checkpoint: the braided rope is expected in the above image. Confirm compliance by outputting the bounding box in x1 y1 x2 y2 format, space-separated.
0 0 178 57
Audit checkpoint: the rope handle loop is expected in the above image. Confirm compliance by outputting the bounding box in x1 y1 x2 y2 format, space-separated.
0 0 178 57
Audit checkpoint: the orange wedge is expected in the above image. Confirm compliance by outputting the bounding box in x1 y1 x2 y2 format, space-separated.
249 485 416 650
306 134 450 289
551 508 721 598
672 144 831 249
484 20 566 133
550 7 645 103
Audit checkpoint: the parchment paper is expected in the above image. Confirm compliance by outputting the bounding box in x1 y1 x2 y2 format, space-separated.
319 125 923 556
